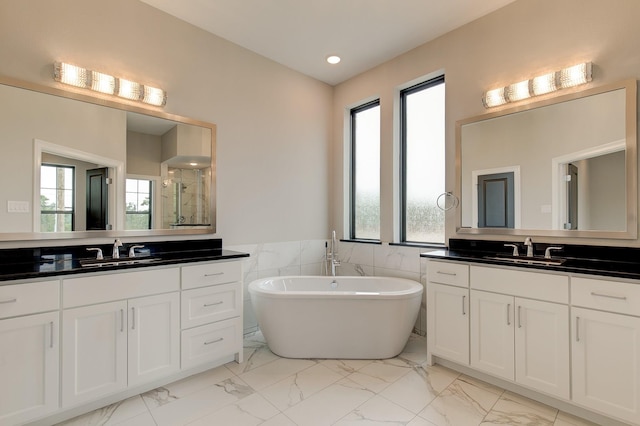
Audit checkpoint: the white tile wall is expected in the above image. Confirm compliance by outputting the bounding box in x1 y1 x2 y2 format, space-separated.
226 240 434 336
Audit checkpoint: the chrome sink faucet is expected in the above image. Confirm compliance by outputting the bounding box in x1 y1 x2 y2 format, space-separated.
128 245 145 258
112 238 123 259
524 237 534 257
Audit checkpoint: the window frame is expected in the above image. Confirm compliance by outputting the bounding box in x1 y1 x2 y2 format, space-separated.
399 75 446 244
40 163 75 232
349 98 381 241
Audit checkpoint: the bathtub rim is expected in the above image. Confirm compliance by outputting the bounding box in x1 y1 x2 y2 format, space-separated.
248 275 424 300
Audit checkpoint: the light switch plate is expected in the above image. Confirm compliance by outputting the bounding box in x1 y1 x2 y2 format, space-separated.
8 200 29 213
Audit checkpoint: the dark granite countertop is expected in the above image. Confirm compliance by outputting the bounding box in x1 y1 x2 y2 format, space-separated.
0 239 249 283
421 239 640 281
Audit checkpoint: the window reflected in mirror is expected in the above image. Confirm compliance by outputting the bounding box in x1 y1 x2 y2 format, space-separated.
40 164 75 232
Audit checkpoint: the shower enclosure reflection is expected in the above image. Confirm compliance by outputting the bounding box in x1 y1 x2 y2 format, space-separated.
162 166 211 228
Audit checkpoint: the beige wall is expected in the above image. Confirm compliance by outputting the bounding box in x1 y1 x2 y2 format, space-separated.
0 0 332 247
332 0 640 247
1 0 640 249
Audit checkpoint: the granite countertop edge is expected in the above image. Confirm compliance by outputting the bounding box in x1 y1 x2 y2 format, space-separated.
421 249 640 281
0 249 249 283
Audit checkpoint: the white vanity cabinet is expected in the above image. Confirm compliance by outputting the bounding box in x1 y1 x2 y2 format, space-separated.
0 280 60 425
180 261 243 370
570 277 640 425
470 266 570 399
426 260 469 365
62 267 181 407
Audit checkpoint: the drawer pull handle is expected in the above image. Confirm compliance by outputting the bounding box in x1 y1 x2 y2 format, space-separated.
462 295 466 315
518 306 522 328
506 304 511 325
204 337 224 345
131 307 136 330
590 292 627 301
120 309 124 333
437 271 457 276
576 316 581 342
0 298 17 304
204 301 224 307
50 321 54 349
204 272 225 277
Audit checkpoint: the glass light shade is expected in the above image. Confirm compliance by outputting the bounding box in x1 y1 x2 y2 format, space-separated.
117 78 143 101
54 62 89 88
505 80 531 102
558 62 592 88
142 85 167 106
531 72 557 96
482 88 507 108
90 71 116 94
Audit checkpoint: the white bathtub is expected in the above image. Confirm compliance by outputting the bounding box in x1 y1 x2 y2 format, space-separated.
248 275 423 359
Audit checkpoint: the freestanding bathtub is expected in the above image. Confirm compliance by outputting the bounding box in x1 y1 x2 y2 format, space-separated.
248 275 423 359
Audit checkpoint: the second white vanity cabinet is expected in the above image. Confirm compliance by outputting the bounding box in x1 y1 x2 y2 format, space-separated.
426 257 640 425
470 266 570 399
426 261 470 365
61 267 181 407
570 276 640 425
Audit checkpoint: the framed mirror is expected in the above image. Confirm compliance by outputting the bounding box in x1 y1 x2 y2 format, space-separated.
456 79 637 239
0 75 216 241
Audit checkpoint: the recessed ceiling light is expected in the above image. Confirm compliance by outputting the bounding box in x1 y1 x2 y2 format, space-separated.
326 55 341 65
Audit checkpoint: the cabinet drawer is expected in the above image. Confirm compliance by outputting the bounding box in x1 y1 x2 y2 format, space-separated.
427 260 469 288
63 267 180 308
181 261 242 290
471 266 568 303
572 277 640 316
0 280 59 319
181 283 241 329
181 317 242 370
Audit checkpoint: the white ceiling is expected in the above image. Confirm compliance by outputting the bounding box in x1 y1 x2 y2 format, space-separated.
140 0 517 86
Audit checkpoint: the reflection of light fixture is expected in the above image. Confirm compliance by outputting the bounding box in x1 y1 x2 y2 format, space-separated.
54 62 167 107
482 62 592 108
189 162 198 166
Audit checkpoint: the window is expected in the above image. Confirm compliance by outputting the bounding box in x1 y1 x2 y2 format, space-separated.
350 100 380 240
400 76 446 244
126 178 152 229
40 164 75 232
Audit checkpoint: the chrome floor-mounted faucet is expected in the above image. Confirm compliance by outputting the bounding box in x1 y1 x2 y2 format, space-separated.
329 230 340 276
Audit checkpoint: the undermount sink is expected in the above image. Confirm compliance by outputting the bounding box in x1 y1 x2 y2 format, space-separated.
484 255 566 266
80 257 162 268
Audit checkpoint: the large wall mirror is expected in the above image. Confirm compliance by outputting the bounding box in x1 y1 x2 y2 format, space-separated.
456 79 637 239
0 75 216 241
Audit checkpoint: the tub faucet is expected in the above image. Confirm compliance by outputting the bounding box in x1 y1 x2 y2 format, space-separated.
112 238 123 259
524 237 534 257
330 230 341 276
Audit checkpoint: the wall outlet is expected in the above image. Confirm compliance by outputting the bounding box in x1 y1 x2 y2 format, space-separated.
8 200 29 213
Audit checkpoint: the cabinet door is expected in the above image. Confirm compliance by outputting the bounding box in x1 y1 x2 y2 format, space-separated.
515 298 569 399
128 292 180 386
427 282 469 364
0 312 59 425
572 307 640 424
470 290 514 380
62 301 127 407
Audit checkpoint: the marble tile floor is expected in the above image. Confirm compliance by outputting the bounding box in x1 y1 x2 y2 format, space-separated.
57 333 599 426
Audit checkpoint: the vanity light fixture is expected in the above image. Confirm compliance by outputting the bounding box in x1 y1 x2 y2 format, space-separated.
53 61 167 107
482 62 592 108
